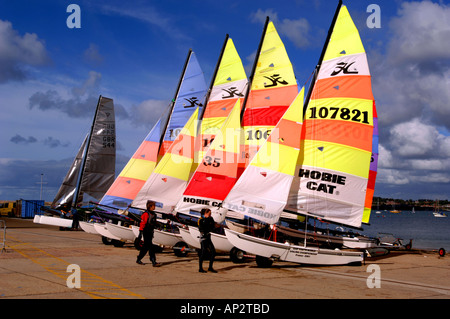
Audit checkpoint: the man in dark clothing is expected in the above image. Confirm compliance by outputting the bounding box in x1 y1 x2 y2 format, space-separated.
136 200 161 267
198 208 217 273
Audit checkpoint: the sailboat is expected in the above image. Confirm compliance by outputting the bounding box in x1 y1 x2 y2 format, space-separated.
80 50 207 244
143 35 249 255
36 96 116 228
224 1 376 266
433 200 447 218
174 22 299 257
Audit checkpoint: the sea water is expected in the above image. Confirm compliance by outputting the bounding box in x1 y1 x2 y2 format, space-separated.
362 210 450 250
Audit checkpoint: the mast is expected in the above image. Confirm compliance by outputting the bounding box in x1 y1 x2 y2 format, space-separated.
240 16 270 120
303 0 342 115
158 49 193 150
72 95 102 209
199 34 229 121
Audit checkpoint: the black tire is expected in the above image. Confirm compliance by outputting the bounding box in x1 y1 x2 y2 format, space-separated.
102 236 113 245
255 255 273 268
230 247 246 263
439 248 446 257
173 241 189 257
112 239 125 247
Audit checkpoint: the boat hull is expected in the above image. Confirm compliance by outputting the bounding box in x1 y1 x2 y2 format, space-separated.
94 223 121 240
225 229 363 266
37 215 73 228
131 225 183 247
189 226 234 253
179 227 200 248
105 222 135 241
79 221 100 235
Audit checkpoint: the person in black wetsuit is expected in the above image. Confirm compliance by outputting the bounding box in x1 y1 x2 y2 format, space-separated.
198 208 217 273
136 200 161 267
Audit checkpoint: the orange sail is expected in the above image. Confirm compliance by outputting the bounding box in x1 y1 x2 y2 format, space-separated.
239 18 298 176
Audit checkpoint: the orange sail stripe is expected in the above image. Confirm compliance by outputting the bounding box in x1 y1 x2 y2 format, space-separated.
303 119 373 152
198 149 240 177
311 76 373 100
202 99 244 118
245 85 298 111
104 176 146 199
265 118 303 150
132 140 159 162
167 134 195 158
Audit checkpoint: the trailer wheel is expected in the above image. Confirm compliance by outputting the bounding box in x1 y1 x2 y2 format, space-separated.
439 248 446 257
173 241 189 257
230 247 246 263
102 236 113 245
255 255 273 268
112 239 125 247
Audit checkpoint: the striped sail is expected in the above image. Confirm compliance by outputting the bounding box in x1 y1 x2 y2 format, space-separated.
223 88 304 225
99 117 163 209
286 5 376 228
176 100 241 215
240 20 298 176
132 108 199 213
362 102 378 224
159 51 207 158
98 50 206 211
197 37 247 164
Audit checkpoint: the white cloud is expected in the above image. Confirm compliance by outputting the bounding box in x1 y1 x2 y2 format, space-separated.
389 119 439 157
250 8 311 48
0 19 49 83
388 1 450 65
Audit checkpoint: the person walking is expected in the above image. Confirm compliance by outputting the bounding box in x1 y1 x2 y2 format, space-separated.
136 200 161 267
198 208 217 273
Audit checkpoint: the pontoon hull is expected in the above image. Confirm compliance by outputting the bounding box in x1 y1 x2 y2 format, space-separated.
189 226 234 253
105 222 135 241
79 221 100 235
94 223 121 240
131 225 183 247
225 229 363 266
179 227 200 248
37 215 73 228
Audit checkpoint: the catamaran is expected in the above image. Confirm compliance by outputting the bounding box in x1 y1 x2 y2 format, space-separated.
224 1 377 266
35 96 116 229
80 50 208 245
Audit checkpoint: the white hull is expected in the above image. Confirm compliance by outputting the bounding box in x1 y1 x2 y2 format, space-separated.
33 215 41 224
131 225 183 247
189 226 234 253
79 221 101 235
105 222 136 241
227 220 376 249
37 215 73 228
154 229 183 247
225 229 363 266
342 236 377 249
94 223 121 240
179 227 200 248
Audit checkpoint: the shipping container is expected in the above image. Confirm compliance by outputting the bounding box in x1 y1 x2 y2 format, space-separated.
20 200 45 218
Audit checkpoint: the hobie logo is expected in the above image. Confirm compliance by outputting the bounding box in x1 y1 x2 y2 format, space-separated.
263 74 288 88
221 86 244 99
299 169 346 195
331 62 359 76
183 97 202 108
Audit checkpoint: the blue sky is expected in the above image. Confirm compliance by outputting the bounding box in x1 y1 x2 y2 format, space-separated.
1 0 450 202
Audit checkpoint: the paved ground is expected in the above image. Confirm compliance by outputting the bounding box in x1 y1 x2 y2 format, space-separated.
1 217 449 304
